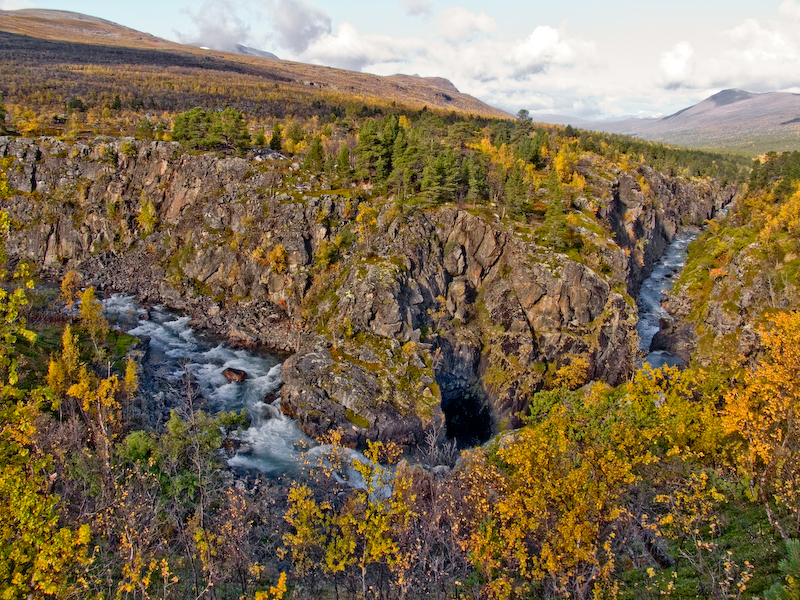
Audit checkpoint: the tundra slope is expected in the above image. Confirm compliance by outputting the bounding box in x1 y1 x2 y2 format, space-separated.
0 136 733 447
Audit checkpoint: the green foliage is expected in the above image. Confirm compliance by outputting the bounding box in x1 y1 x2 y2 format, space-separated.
538 175 569 249
286 121 304 145
254 127 266 147
137 192 158 235
748 151 800 199
66 97 85 112
172 106 250 153
304 136 325 172
421 147 460 205
334 145 351 184
269 124 283 152
135 117 154 140
766 539 800 600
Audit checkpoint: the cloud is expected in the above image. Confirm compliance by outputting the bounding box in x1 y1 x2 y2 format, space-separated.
177 0 250 52
293 15 606 118
436 7 496 42
302 22 427 71
509 26 584 79
399 0 433 17
266 0 332 54
656 5 800 93
0 0 33 9
778 0 800 20
660 41 694 88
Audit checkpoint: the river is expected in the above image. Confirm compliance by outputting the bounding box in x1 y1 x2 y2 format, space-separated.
103 295 378 485
103 295 315 475
100 225 701 473
635 231 699 368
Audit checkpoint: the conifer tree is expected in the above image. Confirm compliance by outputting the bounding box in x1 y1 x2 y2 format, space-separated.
538 173 569 249
335 145 351 184
270 124 283 152
304 136 324 172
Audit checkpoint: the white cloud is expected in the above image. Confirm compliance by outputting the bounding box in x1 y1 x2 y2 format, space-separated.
655 5 800 93
660 41 694 88
0 0 34 9
293 16 604 117
399 0 433 17
778 0 800 20
510 26 583 79
302 22 428 71
436 7 496 42
266 0 332 54
177 0 250 52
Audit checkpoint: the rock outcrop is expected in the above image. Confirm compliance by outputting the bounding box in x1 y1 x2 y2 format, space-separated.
0 136 734 447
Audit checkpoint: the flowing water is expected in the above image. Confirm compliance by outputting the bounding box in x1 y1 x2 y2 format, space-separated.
636 231 699 368
100 224 708 476
103 294 378 484
103 295 312 474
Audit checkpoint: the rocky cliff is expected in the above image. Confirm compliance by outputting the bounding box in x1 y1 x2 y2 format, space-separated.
0 136 734 447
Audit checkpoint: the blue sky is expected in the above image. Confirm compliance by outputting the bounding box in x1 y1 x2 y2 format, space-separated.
3 0 800 120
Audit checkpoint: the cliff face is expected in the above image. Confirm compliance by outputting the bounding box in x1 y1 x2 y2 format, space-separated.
0 137 734 446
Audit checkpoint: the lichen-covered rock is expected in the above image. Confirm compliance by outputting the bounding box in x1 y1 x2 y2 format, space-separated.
280 344 440 448
0 136 734 448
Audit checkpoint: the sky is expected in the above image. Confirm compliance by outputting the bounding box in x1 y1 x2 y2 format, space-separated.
3 0 800 120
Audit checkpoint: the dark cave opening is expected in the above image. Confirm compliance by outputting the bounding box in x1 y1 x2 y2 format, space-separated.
440 390 493 447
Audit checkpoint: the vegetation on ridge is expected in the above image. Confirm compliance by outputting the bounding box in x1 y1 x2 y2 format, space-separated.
0 23 797 599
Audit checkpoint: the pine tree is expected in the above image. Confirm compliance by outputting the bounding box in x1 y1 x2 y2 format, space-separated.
766 539 800 600
466 155 488 203
538 173 569 248
421 148 460 205
355 118 380 181
304 136 324 172
270 124 283 152
335 145 351 184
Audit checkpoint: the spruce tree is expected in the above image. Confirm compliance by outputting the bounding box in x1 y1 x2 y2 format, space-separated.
304 136 324 172
538 174 569 249
335 146 351 183
269 124 282 152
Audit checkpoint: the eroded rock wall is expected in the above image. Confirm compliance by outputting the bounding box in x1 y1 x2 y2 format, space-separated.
0 136 734 446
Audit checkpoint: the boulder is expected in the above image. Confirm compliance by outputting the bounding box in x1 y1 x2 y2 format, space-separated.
222 367 248 382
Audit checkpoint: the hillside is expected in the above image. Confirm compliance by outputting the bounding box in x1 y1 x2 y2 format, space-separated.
544 89 800 154
2 10 800 600
0 9 509 120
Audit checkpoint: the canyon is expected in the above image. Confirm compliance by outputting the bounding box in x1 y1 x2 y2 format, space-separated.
0 135 734 448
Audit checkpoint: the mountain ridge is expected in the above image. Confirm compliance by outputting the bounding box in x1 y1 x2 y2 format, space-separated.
539 88 800 154
0 8 510 119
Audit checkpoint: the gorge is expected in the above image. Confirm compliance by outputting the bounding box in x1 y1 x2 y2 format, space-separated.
1 134 735 448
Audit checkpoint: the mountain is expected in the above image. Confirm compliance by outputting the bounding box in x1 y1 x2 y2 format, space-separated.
0 9 510 119
542 89 800 154
234 44 278 60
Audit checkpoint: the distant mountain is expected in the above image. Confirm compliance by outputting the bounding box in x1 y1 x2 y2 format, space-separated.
540 89 800 154
0 9 511 119
234 44 278 60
